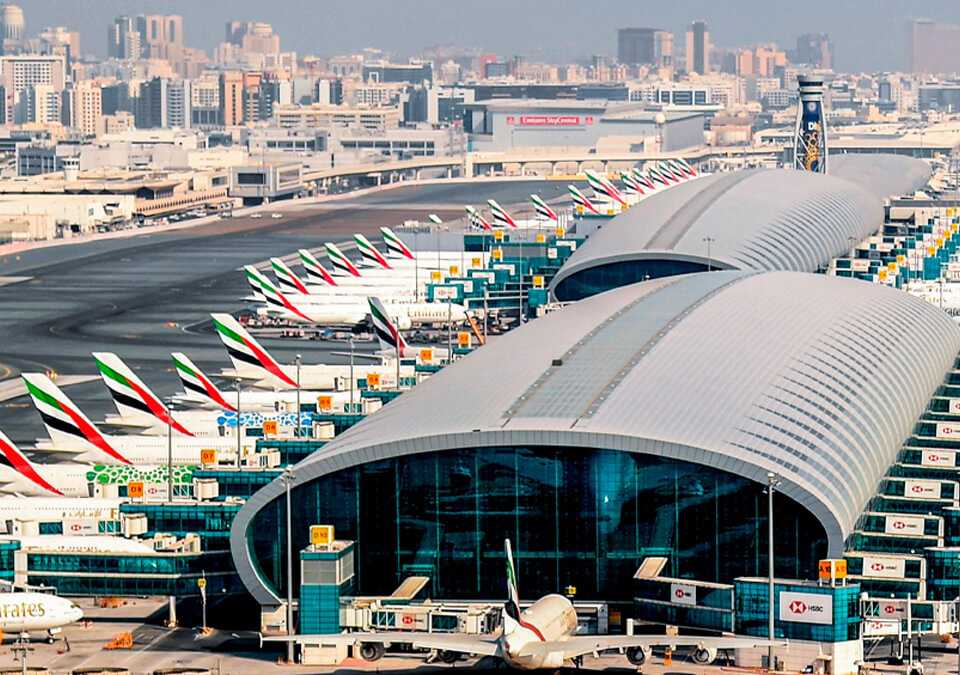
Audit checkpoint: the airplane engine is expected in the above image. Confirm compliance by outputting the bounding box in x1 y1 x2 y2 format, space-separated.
359 642 386 661
626 646 651 665
691 646 718 665
437 649 460 663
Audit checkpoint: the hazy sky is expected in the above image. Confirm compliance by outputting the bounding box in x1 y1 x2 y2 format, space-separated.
16 0 960 73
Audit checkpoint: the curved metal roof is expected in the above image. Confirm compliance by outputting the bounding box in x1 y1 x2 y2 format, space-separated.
829 153 932 200
232 271 960 604
549 168 883 299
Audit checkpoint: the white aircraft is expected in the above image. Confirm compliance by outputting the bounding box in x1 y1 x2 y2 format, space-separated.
265 539 781 669
0 429 184 498
170 352 356 412
210 313 413 391
269 257 419 300
0 495 122 526
0 591 83 643
21 374 252 465
246 266 469 328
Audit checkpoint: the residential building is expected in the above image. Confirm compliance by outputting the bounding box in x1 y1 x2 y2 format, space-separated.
108 16 141 59
795 33 833 69
273 103 401 131
907 18 960 74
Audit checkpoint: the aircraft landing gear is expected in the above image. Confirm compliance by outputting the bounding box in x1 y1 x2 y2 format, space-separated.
573 655 583 669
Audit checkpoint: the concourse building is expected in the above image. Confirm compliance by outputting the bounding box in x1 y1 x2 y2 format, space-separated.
550 156 931 302
231 270 960 612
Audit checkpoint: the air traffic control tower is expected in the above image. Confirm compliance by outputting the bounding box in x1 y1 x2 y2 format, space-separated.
794 75 827 173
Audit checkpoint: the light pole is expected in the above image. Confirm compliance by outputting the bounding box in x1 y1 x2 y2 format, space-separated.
446 300 452 362
284 465 295 665
166 411 173 503
702 236 715 272
348 337 355 414
295 354 301 438
235 378 242 469
767 472 780 671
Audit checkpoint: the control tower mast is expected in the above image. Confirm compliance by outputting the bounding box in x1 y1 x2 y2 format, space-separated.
793 75 828 173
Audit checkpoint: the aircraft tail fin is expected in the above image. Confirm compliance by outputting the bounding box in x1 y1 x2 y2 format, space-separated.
92 352 193 436
270 258 310 295
325 242 361 277
568 185 601 216
354 233 392 269
367 297 408 358
0 428 63 495
530 194 558 221
172 352 237 412
487 199 518 228
381 226 416 260
210 313 299 389
21 373 131 465
298 249 337 286
503 538 521 634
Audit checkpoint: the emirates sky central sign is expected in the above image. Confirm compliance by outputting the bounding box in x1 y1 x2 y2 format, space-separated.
779 591 833 625
505 115 594 126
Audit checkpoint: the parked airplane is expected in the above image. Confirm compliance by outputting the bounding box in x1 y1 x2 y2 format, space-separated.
0 429 180 497
465 205 493 230
274 255 418 298
488 199 518 228
247 266 468 328
210 313 413 390
0 591 83 643
170 353 355 412
21 374 250 465
585 169 627 207
568 186 601 216
0 495 122 526
530 195 558 222
264 539 780 669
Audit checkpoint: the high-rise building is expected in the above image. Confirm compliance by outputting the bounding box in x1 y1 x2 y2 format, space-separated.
653 30 674 70
795 33 833 69
67 81 102 136
1 54 67 122
219 71 244 126
136 77 192 129
906 18 960 74
108 16 141 60
0 4 23 43
38 27 79 63
136 15 183 64
685 21 711 74
617 28 656 65
23 84 59 123
315 78 343 105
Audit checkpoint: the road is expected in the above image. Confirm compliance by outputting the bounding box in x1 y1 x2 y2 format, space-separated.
0 180 560 444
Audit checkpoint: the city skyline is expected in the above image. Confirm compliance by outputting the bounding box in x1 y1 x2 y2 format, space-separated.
12 0 960 72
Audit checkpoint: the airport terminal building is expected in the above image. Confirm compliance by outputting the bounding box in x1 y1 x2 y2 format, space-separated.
232 270 959 608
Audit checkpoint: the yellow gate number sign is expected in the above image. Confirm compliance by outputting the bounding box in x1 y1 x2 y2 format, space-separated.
458 332 471 346
367 372 381 387
311 525 335 546
128 482 144 498
317 395 333 411
197 578 206 588
200 449 217 464
263 420 278 435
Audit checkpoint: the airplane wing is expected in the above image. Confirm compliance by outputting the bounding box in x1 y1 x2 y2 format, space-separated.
517 635 785 660
329 351 387 362
262 631 500 656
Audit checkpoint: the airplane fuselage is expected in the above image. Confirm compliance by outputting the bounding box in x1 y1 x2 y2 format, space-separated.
502 595 578 670
0 592 83 635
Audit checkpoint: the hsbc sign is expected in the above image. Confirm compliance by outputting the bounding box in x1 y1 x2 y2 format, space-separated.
669 583 696 606
779 591 833 625
861 556 906 579
903 479 941 500
883 515 925 535
921 450 955 467
935 422 960 439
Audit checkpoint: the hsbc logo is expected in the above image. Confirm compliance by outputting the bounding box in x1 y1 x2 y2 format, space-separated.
884 605 898 614
871 563 885 572
780 591 832 625
70 523 82 532
928 454 940 462
892 521 906 530
944 427 955 435
789 601 807 614
675 589 685 598
911 485 925 493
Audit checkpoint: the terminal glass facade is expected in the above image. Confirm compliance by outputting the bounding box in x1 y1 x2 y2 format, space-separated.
553 259 709 302
247 447 827 601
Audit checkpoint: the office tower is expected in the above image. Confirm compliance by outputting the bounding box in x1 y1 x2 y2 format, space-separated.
1 54 67 122
108 16 141 60
617 28 656 65
653 30 674 69
795 33 833 69
906 18 960 74
315 79 343 105
685 21 710 74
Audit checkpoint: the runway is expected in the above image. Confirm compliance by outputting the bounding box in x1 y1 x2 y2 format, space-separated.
0 180 564 444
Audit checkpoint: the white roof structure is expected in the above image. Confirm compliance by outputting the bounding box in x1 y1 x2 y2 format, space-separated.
232 271 960 604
